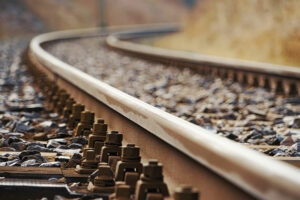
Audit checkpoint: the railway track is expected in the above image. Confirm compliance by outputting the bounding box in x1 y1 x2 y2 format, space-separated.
107 28 300 96
1 24 300 199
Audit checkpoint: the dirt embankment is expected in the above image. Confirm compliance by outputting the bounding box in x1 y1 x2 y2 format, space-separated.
155 0 300 67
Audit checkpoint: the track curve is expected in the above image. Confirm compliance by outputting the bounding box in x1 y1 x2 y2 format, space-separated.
107 29 300 95
27 24 300 200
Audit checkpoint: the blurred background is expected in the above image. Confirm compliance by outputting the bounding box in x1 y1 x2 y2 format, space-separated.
0 0 191 39
156 0 300 67
1 0 299 67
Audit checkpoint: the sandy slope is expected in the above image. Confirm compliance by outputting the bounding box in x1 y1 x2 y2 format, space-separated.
156 0 300 67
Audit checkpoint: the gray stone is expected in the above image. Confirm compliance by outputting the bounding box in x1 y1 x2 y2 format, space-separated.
71 153 82 160
50 138 67 145
0 138 9 147
291 118 300 128
0 156 8 162
68 143 82 149
47 138 67 148
6 132 24 137
0 129 9 134
40 162 60 167
27 145 53 152
21 154 48 164
0 147 16 151
58 123 66 129
19 150 41 159
247 106 266 117
39 120 56 129
26 142 46 148
289 129 300 135
23 103 44 112
55 156 70 162
54 148 81 154
49 113 59 118
14 122 34 133
289 143 300 152
21 159 40 167
48 178 58 182
7 158 20 166
10 142 27 151
7 136 22 145
47 140 60 149
261 126 276 135
70 137 88 145
280 136 294 146
57 145 70 150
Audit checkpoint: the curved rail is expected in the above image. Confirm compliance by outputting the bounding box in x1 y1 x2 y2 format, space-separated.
108 30 300 78
28 25 300 200
107 30 300 95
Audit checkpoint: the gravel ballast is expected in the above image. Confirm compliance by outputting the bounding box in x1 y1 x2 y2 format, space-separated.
0 39 82 167
44 37 300 157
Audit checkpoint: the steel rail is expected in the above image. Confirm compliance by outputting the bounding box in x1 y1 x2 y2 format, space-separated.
28 25 300 200
107 31 300 80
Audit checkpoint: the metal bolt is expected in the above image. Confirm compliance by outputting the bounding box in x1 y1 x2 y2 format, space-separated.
149 160 158 165
96 118 105 124
124 172 140 194
98 162 107 167
94 141 104 155
93 123 107 135
59 93 69 102
57 93 70 113
72 104 85 118
94 164 115 187
122 144 140 161
65 98 75 110
105 131 123 146
115 184 131 199
68 104 84 130
143 159 163 181
146 193 164 200
174 185 199 200
80 111 94 124
86 150 96 161
63 98 75 118
87 123 107 148
98 165 114 180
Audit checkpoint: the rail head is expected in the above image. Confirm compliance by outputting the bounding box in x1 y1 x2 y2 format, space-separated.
29 25 300 200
